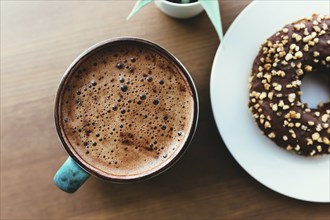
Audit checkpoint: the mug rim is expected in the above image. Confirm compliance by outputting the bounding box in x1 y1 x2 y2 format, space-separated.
54 37 199 183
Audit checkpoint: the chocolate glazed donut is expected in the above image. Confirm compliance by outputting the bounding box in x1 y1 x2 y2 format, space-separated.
249 14 330 156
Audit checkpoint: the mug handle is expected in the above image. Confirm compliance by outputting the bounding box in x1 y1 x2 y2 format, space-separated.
54 157 90 193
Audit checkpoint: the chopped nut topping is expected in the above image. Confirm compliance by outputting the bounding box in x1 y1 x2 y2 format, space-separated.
264 121 271 129
283 135 288 141
304 28 309 36
306 138 313 145
268 92 274 100
278 70 286 77
297 62 302 68
264 83 271 90
292 80 301 87
316 145 322 152
304 65 313 72
279 51 286 58
281 60 288 65
308 41 315 46
278 100 284 107
284 120 289 126
264 63 272 70
285 53 293 61
303 35 313 43
287 110 297 119
272 103 278 111
264 73 272 82
274 84 282 91
313 25 321 32
289 44 296 50
303 44 309 52
256 72 263 78
311 31 317 38
288 93 296 102
294 51 303 58
296 69 303 76
323 137 330 145
319 30 326 35
268 132 276 139
259 92 267 100
292 33 302 41
260 118 265 124
321 114 329 122
301 125 308 131
308 121 315 126
294 23 303 30
312 132 320 141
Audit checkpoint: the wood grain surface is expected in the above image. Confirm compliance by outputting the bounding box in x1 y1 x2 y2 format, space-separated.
1 1 329 219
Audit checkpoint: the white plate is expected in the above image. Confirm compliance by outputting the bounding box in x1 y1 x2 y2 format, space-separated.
210 0 330 203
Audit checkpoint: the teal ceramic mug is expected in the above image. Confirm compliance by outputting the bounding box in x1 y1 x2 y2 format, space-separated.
53 38 199 193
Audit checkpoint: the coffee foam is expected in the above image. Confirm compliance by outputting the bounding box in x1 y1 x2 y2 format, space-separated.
60 43 194 177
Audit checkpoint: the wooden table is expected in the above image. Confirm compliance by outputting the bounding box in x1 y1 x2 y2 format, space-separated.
1 1 329 219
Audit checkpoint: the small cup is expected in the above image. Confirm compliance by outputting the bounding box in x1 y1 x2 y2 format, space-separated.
53 37 199 193
155 0 204 19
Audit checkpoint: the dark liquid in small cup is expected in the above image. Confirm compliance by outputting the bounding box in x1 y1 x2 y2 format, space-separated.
166 0 198 3
59 42 195 178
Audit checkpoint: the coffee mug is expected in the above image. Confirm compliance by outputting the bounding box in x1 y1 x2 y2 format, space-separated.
53 37 199 193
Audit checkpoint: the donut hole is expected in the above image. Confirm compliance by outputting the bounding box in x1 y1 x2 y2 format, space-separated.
300 71 330 109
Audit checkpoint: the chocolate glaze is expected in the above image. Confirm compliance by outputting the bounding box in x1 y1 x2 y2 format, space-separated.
249 14 330 156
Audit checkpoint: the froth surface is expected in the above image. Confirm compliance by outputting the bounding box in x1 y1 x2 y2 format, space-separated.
60 43 194 177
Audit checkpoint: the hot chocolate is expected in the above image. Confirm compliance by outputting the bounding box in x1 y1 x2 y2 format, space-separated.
58 40 196 179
